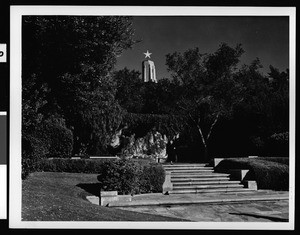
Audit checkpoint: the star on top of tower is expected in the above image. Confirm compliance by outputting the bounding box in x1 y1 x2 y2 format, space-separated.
144 50 152 59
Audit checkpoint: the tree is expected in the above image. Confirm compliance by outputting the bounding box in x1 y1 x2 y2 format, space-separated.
166 43 245 162
267 65 289 134
114 68 181 115
141 78 181 114
22 16 137 156
231 58 272 154
114 68 144 113
231 59 289 156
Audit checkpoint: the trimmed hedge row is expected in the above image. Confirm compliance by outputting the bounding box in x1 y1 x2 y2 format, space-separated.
215 158 289 191
32 158 165 195
36 158 106 173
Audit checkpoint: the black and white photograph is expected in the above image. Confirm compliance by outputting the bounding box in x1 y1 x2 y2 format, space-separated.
9 6 295 229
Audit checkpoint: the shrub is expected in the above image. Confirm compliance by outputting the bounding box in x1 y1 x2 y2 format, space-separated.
40 117 73 158
252 160 289 190
139 163 165 193
23 116 73 160
97 159 142 195
97 158 165 195
215 158 289 190
22 116 73 179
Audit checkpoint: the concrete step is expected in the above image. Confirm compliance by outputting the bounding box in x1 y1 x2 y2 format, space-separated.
163 163 208 168
171 173 230 178
166 167 214 171
168 187 254 194
171 177 230 183
173 180 242 186
173 184 244 190
164 166 213 171
170 169 215 174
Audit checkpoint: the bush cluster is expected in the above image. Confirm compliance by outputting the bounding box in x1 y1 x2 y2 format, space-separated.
96 158 165 195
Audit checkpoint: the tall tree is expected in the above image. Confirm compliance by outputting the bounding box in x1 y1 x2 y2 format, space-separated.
166 43 245 162
22 16 136 155
227 59 289 156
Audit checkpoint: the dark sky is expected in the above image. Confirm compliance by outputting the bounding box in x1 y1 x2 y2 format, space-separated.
116 16 289 79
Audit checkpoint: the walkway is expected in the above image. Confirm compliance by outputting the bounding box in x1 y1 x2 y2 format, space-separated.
109 190 289 222
117 200 288 222
108 190 288 207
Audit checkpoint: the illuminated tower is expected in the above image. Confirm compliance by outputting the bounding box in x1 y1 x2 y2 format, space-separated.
142 50 157 83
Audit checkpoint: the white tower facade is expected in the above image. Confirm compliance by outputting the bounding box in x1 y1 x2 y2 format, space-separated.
142 59 157 83
142 50 157 83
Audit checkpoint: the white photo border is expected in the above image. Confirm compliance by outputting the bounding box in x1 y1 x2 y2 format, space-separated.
10 6 296 230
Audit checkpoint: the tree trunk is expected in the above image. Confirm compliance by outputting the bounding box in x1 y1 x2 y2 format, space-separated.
203 146 209 163
192 114 218 163
197 125 209 163
203 114 219 163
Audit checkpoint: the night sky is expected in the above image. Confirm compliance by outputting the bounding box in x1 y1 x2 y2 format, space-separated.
116 16 289 79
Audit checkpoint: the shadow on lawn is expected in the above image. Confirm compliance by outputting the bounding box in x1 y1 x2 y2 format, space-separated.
76 183 101 196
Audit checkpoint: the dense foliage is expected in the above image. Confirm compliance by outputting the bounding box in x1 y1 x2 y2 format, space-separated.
22 16 136 163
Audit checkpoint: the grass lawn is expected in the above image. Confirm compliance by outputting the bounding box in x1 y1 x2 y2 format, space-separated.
22 172 187 221
215 157 289 191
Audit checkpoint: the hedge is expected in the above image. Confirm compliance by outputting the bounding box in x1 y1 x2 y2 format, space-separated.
215 157 289 191
36 158 107 173
96 158 165 195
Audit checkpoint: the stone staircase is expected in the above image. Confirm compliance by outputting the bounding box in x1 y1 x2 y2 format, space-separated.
163 163 256 194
